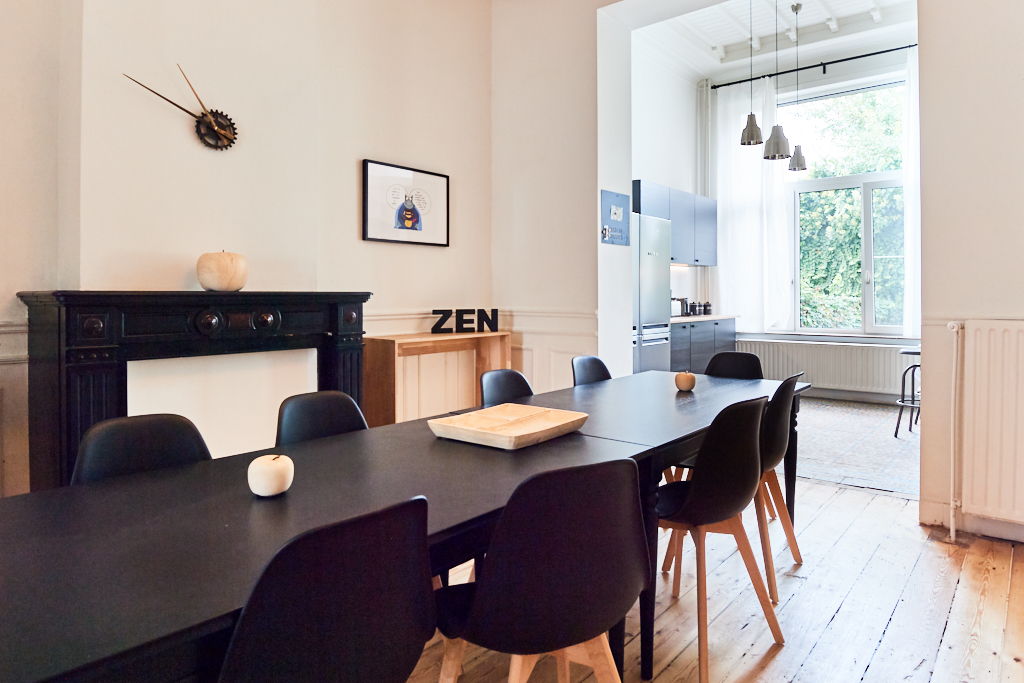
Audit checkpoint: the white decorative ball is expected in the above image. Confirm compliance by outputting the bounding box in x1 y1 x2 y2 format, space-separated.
247 454 294 497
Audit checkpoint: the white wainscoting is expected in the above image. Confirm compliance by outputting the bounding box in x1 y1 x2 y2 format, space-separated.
503 308 598 394
737 338 916 396
0 322 29 497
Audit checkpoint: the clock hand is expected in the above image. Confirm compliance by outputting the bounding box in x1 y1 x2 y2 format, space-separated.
123 74 199 119
176 64 235 141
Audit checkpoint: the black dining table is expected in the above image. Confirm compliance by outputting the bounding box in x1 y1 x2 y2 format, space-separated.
0 371 808 682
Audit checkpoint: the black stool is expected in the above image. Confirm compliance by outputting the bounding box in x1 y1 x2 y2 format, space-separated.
894 347 921 437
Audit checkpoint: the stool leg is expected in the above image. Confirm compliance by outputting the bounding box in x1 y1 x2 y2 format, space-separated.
908 365 917 433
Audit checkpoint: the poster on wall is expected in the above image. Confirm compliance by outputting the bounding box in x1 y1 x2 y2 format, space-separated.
599 189 630 246
362 159 450 247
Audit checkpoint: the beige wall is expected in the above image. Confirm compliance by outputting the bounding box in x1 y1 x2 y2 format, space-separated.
918 1 1024 530
1 0 495 488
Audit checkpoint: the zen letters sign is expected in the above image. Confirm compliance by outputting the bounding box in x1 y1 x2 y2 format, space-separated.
432 309 499 334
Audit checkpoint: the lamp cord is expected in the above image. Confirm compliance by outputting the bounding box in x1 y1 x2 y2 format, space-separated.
749 0 754 111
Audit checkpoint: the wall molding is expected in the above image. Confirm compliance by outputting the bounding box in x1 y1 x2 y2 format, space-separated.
0 322 28 364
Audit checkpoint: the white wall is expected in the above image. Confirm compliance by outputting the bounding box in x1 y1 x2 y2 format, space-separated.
917 0 1024 534
0 0 494 490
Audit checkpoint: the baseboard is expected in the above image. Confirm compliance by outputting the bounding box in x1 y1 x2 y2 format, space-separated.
917 499 1024 542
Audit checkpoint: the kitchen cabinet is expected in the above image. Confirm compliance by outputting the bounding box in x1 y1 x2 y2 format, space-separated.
632 180 671 220
668 189 717 266
669 190 695 264
713 318 736 355
670 323 690 371
670 318 736 372
694 195 718 265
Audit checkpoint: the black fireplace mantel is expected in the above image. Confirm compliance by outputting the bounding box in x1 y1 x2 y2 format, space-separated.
17 290 372 490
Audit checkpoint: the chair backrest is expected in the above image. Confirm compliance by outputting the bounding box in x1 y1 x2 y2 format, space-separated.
275 390 368 447
704 351 764 379
71 414 212 485
480 369 534 406
674 396 767 527
761 373 802 472
218 497 435 683
572 355 612 386
458 459 650 654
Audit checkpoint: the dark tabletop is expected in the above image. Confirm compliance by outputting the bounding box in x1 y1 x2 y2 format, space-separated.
0 371 810 681
517 371 811 447
0 419 644 682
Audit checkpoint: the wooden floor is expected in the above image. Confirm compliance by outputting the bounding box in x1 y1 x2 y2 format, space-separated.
409 479 1024 683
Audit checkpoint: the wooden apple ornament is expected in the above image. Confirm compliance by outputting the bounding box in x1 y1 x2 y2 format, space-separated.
247 454 294 497
196 251 248 291
675 372 696 392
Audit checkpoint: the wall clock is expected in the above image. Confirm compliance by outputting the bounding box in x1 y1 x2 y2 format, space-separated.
123 65 238 150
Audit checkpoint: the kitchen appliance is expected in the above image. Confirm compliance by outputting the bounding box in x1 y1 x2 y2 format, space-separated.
671 299 683 317
631 213 671 372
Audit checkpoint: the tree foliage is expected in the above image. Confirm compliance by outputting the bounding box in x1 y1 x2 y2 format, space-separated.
780 86 905 329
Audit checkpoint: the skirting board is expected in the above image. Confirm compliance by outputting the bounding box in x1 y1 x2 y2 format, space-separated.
803 387 899 405
919 500 1024 543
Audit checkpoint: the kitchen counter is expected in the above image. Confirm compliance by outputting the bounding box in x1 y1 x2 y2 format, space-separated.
670 314 737 323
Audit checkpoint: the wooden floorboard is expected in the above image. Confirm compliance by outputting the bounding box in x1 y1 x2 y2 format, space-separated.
407 480 1024 683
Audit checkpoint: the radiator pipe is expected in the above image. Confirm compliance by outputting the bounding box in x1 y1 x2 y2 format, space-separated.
947 320 964 543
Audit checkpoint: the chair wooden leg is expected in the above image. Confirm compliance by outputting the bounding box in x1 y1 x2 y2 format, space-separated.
728 515 784 645
432 575 443 590
439 637 467 683
685 467 694 481
555 650 572 683
581 634 622 683
509 654 540 683
661 528 678 573
766 470 803 564
762 481 777 520
753 485 779 604
672 528 687 598
692 527 709 683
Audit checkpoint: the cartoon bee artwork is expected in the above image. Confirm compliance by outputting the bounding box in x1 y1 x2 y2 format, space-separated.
394 195 423 231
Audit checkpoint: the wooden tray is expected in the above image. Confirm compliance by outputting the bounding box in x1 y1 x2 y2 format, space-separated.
427 403 589 450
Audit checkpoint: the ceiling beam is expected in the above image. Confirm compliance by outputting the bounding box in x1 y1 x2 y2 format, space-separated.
758 0 798 42
812 0 840 32
717 4 761 51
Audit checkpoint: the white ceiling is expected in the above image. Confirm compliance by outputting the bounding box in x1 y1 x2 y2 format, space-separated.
635 0 917 83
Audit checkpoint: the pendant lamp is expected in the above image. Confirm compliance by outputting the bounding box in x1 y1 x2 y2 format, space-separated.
764 0 791 160
740 0 762 145
789 3 807 170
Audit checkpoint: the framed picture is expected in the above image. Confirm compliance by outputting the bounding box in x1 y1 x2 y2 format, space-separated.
362 159 450 247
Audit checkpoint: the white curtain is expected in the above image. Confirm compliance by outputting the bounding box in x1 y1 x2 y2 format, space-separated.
711 77 794 333
902 48 922 338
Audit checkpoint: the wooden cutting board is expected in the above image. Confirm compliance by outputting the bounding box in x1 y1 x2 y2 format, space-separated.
427 403 589 450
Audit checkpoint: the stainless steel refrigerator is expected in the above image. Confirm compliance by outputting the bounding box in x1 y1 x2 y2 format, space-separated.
631 213 671 372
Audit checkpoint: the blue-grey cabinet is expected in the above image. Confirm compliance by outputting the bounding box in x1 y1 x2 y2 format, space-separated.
694 195 718 265
632 180 671 220
670 190 695 264
671 319 736 372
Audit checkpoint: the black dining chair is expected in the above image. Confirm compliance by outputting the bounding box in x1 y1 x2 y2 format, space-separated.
704 351 764 379
752 373 804 604
275 390 368 447
71 414 212 485
480 368 534 406
657 397 783 683
662 349 771 574
572 355 612 386
436 459 650 683
218 497 435 683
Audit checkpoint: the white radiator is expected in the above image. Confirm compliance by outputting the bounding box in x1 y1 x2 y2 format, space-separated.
960 320 1024 524
737 339 914 395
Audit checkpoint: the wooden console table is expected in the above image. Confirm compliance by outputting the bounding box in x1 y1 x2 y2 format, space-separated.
362 331 511 426
17 290 371 490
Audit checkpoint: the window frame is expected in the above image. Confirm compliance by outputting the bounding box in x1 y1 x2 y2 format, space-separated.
790 170 904 335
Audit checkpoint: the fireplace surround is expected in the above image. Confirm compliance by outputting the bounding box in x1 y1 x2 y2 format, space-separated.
17 290 371 490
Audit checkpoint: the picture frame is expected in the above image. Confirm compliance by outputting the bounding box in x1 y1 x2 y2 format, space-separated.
362 159 450 247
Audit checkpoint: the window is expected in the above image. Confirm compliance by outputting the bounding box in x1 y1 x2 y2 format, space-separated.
778 84 908 334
